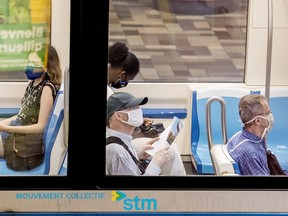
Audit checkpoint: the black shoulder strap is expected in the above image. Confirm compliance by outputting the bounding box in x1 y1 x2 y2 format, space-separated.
44 82 57 101
106 136 146 174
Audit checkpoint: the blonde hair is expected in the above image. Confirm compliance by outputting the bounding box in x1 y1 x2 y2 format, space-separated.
46 45 62 86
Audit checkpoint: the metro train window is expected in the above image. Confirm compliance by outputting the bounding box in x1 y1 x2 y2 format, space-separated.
0 0 110 190
0 0 68 178
108 0 248 83
103 0 288 190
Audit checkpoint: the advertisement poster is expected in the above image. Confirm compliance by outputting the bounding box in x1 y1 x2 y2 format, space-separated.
0 0 50 72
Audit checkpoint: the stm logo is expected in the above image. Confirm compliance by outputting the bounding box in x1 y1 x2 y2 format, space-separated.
111 190 157 211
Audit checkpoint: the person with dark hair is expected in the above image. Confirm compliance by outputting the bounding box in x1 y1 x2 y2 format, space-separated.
0 44 62 158
107 42 140 98
106 92 171 175
107 42 155 129
227 94 287 175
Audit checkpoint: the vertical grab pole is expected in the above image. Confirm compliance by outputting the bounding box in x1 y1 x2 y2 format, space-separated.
265 0 273 103
64 67 70 147
265 0 273 145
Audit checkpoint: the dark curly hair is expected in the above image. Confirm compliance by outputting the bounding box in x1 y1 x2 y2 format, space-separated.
108 42 140 79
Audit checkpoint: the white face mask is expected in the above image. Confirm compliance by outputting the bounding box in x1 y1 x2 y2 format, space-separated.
262 112 274 132
119 108 143 127
244 112 274 131
244 112 274 142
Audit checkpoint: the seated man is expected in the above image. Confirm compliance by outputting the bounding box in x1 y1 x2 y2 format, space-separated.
106 92 171 175
227 94 287 176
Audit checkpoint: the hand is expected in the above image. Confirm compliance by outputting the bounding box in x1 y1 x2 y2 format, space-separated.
143 118 154 126
137 137 159 160
151 146 171 167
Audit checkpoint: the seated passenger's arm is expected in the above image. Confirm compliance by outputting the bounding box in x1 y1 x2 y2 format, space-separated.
0 86 54 134
36 85 55 132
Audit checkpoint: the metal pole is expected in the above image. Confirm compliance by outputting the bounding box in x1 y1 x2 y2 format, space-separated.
265 0 273 103
265 0 273 148
64 67 70 148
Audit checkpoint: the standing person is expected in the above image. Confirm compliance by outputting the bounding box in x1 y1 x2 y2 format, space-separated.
0 44 62 159
107 42 154 127
107 42 140 98
227 94 278 175
106 92 171 175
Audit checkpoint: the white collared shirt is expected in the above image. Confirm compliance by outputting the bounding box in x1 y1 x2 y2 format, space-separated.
106 127 161 176
107 85 114 99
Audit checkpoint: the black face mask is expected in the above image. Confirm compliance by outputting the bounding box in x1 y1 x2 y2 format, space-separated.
110 79 128 89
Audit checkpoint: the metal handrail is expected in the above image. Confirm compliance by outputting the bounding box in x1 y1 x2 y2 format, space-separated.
206 96 228 150
64 67 70 147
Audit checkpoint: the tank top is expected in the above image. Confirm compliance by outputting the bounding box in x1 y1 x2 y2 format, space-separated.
17 78 58 126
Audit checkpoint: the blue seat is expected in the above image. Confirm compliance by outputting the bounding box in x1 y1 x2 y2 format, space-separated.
0 83 67 175
142 108 187 119
58 152 68 175
190 87 251 174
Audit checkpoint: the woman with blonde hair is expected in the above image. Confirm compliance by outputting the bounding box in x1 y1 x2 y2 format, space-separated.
0 44 62 165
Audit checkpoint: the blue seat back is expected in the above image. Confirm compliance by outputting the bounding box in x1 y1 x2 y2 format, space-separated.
191 87 251 174
43 83 67 175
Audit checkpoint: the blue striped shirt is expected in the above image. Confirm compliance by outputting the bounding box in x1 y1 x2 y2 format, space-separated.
227 128 270 176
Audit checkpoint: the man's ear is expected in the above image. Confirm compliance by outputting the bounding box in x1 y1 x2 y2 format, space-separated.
115 111 121 118
115 111 125 120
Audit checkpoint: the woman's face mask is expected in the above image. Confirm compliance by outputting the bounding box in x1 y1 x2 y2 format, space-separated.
25 66 44 80
118 108 143 127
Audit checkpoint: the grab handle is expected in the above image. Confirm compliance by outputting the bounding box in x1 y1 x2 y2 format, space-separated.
206 96 227 150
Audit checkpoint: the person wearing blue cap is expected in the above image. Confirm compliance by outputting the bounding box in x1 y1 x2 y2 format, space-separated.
106 92 171 175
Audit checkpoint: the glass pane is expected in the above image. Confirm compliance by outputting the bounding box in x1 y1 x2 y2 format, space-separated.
0 0 67 177
109 0 248 83
0 0 51 81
